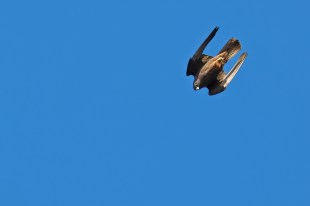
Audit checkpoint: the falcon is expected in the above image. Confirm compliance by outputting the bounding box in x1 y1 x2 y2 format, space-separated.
186 27 248 95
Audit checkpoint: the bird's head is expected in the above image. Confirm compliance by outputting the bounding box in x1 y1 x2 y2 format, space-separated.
193 80 200 91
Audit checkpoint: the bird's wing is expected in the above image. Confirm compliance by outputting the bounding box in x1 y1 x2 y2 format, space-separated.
207 52 248 95
186 27 219 77
192 27 219 61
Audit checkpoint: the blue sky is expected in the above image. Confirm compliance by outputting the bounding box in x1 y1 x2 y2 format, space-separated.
0 0 309 205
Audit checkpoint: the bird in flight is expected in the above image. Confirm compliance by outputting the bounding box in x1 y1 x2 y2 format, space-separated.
186 27 248 95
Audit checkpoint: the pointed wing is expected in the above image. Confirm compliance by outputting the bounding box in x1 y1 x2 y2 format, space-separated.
192 27 219 61
208 52 248 95
221 52 248 88
186 27 219 77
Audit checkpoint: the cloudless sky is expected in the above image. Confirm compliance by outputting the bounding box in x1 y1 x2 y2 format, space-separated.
0 0 309 205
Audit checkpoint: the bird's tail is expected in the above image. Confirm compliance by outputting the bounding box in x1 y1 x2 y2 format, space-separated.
217 38 241 63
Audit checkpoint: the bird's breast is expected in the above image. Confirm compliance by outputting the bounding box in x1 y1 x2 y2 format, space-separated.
198 67 222 87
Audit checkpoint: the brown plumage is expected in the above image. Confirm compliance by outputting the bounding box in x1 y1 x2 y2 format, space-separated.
186 27 248 95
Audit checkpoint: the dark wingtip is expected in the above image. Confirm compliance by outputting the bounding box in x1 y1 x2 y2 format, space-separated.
211 26 219 36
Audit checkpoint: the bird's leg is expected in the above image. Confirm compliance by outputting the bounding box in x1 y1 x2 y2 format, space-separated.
192 27 219 60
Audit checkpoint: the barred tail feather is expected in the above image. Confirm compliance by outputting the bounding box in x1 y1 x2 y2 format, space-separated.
218 38 241 62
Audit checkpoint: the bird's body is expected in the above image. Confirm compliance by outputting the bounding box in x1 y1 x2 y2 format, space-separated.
186 27 248 95
194 57 223 89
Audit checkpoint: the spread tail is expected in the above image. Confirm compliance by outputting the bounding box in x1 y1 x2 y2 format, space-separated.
217 38 241 63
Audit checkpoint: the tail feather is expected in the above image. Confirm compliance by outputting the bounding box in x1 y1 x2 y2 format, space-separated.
218 38 241 63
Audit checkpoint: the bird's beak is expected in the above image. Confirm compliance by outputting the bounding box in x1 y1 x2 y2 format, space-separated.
195 86 199 90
